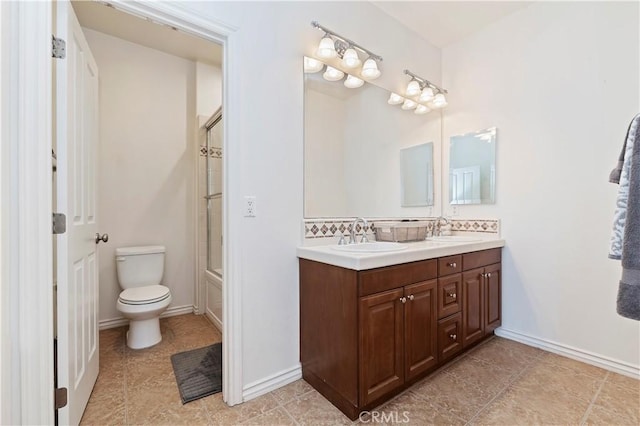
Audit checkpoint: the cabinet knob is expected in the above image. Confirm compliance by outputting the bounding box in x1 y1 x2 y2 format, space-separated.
400 297 407 304
449 334 457 340
447 292 457 299
408 294 415 301
448 262 457 268
480 273 486 278
487 272 492 278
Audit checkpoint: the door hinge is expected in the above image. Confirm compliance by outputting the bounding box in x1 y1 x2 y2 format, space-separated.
54 387 68 410
52 213 66 235
52 36 66 59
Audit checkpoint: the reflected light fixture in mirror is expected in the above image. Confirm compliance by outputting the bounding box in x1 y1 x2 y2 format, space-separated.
401 99 417 110
304 56 324 73
344 74 364 88
388 92 404 105
415 104 430 115
323 66 344 81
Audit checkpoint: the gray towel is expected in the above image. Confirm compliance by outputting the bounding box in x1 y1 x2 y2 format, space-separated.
612 114 640 321
609 115 639 259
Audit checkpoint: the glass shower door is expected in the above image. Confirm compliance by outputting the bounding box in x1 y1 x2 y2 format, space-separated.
206 109 223 277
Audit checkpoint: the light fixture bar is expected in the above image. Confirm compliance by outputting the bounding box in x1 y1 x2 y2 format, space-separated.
403 69 448 94
311 21 383 62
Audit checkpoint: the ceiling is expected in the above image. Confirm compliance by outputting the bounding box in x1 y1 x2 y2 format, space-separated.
371 1 534 48
72 1 222 66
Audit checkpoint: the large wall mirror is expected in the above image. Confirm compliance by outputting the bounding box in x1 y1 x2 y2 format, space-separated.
449 127 497 205
304 69 441 218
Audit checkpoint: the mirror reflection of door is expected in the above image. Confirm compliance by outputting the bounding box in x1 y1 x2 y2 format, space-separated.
450 166 480 204
449 127 497 205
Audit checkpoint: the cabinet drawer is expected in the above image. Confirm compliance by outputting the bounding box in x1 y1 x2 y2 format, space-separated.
463 248 501 271
438 255 461 276
437 274 461 319
438 313 463 362
359 260 437 296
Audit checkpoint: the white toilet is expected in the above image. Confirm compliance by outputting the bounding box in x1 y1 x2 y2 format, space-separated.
115 245 172 349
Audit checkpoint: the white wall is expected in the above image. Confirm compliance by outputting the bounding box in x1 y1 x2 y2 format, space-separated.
185 1 442 391
85 29 197 322
442 2 640 368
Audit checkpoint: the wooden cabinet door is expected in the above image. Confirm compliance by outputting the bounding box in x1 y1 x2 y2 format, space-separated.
404 280 437 381
484 263 501 334
462 268 484 347
437 274 462 319
359 288 404 405
438 313 462 362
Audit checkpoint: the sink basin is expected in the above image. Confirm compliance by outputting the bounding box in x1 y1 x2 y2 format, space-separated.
332 242 408 253
427 236 481 243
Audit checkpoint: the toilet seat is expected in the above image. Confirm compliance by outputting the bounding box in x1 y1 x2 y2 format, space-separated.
119 285 170 305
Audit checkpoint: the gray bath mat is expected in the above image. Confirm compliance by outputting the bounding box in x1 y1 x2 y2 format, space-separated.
170 343 222 404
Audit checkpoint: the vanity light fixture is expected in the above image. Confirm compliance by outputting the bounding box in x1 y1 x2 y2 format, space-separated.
311 21 383 80
403 69 448 109
344 74 364 89
304 56 324 73
415 104 431 115
387 92 404 105
323 66 344 82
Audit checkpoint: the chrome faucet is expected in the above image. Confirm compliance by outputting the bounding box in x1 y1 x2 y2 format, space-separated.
350 217 369 244
434 216 450 236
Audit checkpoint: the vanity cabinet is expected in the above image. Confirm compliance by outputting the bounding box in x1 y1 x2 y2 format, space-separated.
299 247 501 420
461 249 502 347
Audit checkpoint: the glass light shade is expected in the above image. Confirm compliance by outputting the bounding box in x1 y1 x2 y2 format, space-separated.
419 87 434 102
323 66 344 82
303 56 324 73
432 93 448 108
387 92 404 105
415 104 431 115
401 99 417 110
316 37 337 59
344 75 364 89
361 58 381 79
406 80 421 96
341 48 361 69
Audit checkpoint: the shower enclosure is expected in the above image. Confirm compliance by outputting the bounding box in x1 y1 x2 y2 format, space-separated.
202 107 223 329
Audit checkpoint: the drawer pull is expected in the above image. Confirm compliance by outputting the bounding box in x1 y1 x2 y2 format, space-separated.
400 297 407 304
447 292 457 299
408 294 415 301
449 334 457 340
448 262 457 268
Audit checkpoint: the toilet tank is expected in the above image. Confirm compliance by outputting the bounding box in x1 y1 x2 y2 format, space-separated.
115 245 165 289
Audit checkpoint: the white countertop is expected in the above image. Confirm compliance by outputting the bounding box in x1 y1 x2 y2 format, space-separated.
297 237 506 271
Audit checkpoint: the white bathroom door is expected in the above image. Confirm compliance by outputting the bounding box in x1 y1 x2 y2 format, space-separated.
55 1 100 424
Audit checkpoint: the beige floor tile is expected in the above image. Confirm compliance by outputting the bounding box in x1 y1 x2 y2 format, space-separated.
585 403 639 426
411 371 502 421
283 389 353 425
80 394 126 426
269 379 315 405
444 356 514 393
201 392 280 425
606 372 640 391
379 390 466 426
130 397 209 426
512 361 604 402
471 383 590 425
468 338 540 374
537 352 608 379
242 407 297 425
592 381 640 423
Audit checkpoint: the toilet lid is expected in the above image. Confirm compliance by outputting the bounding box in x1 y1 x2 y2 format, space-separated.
119 285 170 305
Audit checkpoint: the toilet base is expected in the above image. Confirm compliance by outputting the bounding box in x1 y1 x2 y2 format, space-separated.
126 317 162 349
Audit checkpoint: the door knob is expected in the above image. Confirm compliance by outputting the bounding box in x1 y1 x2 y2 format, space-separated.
95 233 109 244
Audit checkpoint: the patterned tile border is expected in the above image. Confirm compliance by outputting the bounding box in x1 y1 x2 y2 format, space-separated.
303 218 499 239
199 145 223 158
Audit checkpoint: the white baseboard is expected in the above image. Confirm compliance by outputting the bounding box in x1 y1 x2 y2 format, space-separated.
495 327 640 379
98 304 195 330
242 364 302 402
205 308 223 332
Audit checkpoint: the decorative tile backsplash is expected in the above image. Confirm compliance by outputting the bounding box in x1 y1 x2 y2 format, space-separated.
303 217 499 240
199 145 223 158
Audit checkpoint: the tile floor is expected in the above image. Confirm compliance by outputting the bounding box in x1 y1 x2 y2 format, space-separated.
81 314 639 425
